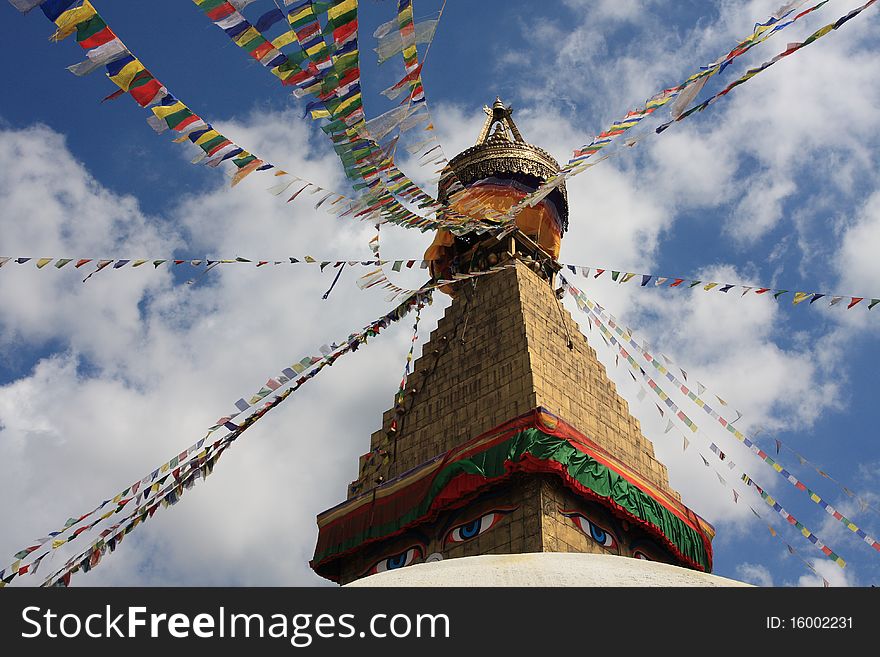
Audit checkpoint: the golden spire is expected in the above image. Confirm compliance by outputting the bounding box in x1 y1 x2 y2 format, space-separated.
476 97 525 145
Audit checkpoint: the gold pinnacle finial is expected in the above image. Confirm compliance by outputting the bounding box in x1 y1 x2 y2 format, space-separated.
476 98 524 145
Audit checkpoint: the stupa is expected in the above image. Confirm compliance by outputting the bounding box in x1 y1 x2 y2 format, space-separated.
310 100 724 586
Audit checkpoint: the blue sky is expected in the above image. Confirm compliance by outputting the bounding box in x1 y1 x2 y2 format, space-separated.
1 0 879 588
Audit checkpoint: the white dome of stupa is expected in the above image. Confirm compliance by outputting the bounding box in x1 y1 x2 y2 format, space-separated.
346 552 751 587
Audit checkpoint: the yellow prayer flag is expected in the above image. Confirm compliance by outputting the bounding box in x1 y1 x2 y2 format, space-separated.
703 282 718 291
328 0 356 20
52 1 97 41
792 291 810 305
194 130 221 146
305 42 327 58
299 81 323 96
233 26 260 47
288 7 312 25
151 101 187 119
36 258 52 269
271 32 298 49
813 24 835 40
52 540 66 549
108 59 146 92
271 67 296 83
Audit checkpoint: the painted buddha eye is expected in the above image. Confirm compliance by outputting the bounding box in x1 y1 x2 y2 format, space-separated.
367 546 422 575
445 510 509 545
633 551 651 561
560 510 619 550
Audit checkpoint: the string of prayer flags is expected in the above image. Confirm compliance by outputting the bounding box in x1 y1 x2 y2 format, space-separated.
10 0 279 189
39 436 235 587
748 506 831 586
609 316 880 554
6 285 434 588
769 437 880 519
2 430 214 588
394 301 422 408
206 281 432 437
567 280 848 568
656 0 877 131
11 0 476 234
563 261 878 312
495 0 864 228
656 408 831 583
745 478 847 567
375 0 456 184
0 255 463 279
190 0 465 230
568 279 880 559
571 0 826 164
375 17 437 64
628 395 832 583
358 261 514 303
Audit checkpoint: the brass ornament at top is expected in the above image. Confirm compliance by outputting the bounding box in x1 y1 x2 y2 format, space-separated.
438 98 569 229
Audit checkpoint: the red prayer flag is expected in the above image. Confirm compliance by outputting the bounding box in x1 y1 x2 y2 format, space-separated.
78 26 116 49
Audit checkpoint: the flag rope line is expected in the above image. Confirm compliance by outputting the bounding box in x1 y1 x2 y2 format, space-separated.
1 287 432 587
562 277 848 568
562 275 877 562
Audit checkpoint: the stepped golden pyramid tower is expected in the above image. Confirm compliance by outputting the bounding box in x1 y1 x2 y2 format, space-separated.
310 100 716 585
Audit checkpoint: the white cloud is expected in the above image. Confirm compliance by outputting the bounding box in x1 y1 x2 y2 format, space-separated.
726 174 796 243
736 562 774 586
835 191 880 295
794 558 855 588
